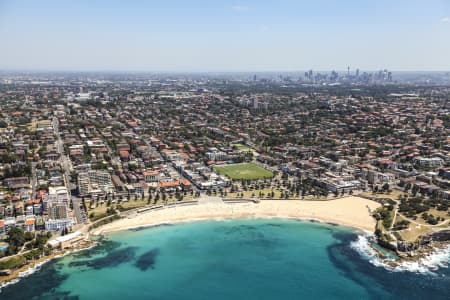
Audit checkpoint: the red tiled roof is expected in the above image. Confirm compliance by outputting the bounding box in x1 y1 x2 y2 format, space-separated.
143 170 160 176
158 180 191 188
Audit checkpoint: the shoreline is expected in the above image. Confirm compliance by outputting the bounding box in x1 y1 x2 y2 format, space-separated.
93 214 373 236
92 197 380 235
1 196 449 289
0 213 367 291
0 196 380 289
0 242 97 290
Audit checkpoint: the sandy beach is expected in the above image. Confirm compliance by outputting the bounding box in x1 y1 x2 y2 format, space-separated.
92 196 381 234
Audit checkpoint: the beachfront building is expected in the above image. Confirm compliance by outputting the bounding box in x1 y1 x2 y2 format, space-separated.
315 178 362 194
143 170 160 183
48 232 83 249
48 204 69 220
45 218 73 231
158 179 192 192
77 170 114 195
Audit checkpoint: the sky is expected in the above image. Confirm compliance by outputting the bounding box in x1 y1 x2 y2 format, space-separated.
0 0 450 72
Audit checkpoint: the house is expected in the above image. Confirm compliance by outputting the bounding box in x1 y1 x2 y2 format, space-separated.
4 177 29 189
143 170 160 183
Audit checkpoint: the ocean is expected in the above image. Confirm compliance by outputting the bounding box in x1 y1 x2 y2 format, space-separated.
1 219 449 299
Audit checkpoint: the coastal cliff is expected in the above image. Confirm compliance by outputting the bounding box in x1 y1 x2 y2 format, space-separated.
377 229 450 261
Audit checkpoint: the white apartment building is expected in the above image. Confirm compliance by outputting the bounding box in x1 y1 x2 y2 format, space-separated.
78 170 113 195
42 186 70 211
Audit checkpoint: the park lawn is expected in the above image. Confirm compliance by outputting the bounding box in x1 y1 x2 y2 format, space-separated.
87 195 197 220
359 190 405 201
233 143 253 152
214 163 273 180
397 224 430 242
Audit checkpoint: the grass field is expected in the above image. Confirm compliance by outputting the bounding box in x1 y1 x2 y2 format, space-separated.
233 143 253 152
214 163 273 180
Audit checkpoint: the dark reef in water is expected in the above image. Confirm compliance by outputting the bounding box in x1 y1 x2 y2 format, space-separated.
0 262 75 299
69 246 137 270
266 223 282 227
327 232 387 299
128 223 174 232
72 239 122 259
135 248 160 271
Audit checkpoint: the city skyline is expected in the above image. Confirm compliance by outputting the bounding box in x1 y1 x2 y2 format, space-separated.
1 0 450 72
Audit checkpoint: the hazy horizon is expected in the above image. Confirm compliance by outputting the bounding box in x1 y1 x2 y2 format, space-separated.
1 69 450 74
1 0 450 72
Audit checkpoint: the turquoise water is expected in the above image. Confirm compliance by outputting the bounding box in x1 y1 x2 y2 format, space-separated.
1 219 450 299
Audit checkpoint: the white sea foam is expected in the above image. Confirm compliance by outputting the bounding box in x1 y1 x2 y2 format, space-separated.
0 278 20 293
0 256 62 293
18 257 53 278
0 244 97 292
0 260 48 293
350 235 390 267
394 245 450 274
350 235 450 275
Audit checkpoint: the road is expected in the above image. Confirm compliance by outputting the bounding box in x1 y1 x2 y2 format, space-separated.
31 162 37 199
142 138 200 193
53 117 85 225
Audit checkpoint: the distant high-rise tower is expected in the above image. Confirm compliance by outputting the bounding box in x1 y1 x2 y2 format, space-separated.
252 98 259 109
347 66 350 76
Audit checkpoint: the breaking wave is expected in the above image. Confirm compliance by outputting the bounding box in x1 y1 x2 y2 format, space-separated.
350 235 450 275
0 243 97 293
0 258 52 293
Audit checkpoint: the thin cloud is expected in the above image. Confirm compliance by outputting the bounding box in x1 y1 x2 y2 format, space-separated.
231 5 249 12
440 17 450 23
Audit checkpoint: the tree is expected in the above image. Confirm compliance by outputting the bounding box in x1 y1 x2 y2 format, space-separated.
373 185 379 193
411 185 418 196
7 227 26 254
374 228 382 237
404 182 411 192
